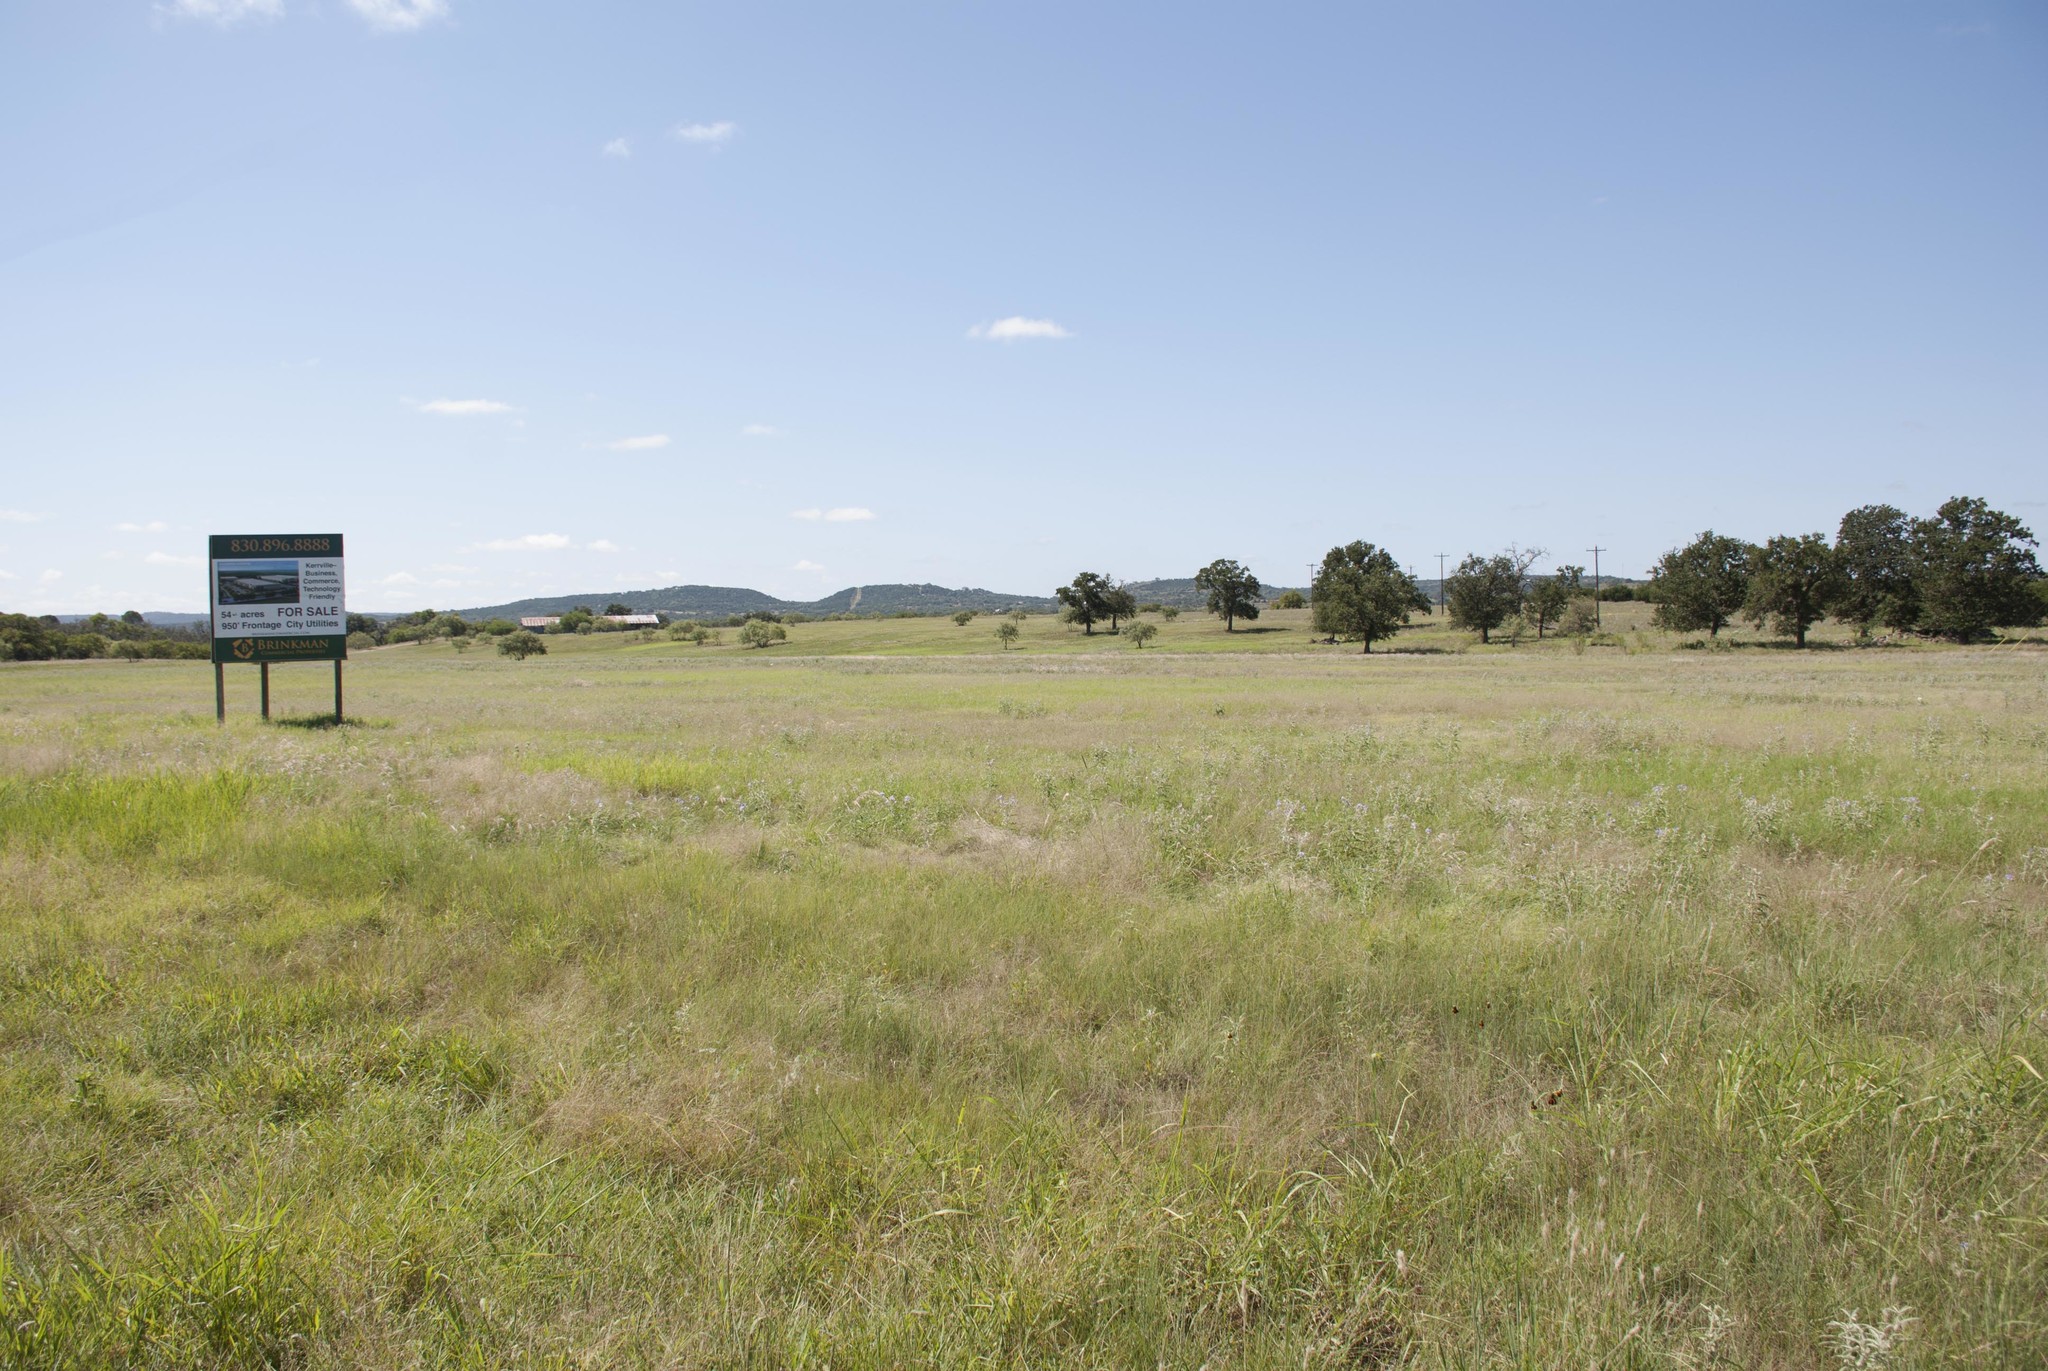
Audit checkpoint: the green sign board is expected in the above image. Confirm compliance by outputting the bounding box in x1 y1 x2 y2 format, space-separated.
208 534 347 665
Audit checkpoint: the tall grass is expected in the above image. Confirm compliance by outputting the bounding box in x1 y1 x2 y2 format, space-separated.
1 642 2043 1365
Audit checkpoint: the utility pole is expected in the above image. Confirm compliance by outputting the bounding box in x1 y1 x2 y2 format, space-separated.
1307 563 1318 600
1587 545 1606 629
1435 553 1449 614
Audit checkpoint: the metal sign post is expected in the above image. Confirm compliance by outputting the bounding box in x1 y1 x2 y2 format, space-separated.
207 533 348 724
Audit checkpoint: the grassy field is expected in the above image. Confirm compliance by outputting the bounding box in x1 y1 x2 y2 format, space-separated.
448 600 2032 660
2 626 2045 1367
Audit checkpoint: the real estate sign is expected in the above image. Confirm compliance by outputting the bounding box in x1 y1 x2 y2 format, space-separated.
209 534 347 664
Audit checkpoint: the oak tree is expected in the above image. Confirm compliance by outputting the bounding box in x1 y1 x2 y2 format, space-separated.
1526 565 1582 639
1744 533 1843 647
1912 497 2043 642
1650 532 1753 637
1311 542 1430 653
1056 572 1114 634
1445 548 1538 644
1193 559 1263 630
1833 504 1919 637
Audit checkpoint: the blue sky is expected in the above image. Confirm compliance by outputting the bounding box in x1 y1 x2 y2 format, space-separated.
2 1 2042 613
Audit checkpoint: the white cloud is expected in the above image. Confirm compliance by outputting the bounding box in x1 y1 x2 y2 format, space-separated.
115 520 170 533
1 509 50 524
158 0 283 25
0 570 15 581
39 569 62 584
671 121 737 145
416 398 512 416
602 138 631 159
428 563 478 573
346 0 448 33
588 539 621 553
793 559 826 572
793 506 876 522
606 433 670 451
741 423 784 438
380 571 420 585
475 533 574 551
968 316 1072 342
144 551 204 566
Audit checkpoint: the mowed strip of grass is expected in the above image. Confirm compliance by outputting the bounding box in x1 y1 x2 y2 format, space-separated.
0 643 2044 1368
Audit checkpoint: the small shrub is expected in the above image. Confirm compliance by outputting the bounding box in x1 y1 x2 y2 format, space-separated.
953 610 976 626
1559 598 1600 639
739 620 788 649
498 631 546 660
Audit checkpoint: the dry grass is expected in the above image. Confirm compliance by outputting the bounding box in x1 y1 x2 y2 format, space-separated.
1 638 2044 1367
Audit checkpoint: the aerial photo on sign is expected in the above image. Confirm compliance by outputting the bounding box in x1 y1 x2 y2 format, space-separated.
214 558 302 606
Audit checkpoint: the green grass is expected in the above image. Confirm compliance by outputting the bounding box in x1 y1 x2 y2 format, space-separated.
423 599 2045 661
2 632 2044 1367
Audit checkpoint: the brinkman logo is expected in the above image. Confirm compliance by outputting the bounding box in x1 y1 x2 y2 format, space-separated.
232 639 255 659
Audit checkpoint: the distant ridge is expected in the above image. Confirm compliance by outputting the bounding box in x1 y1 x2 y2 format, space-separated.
54 612 209 626
446 583 1062 622
439 575 1358 622
47 571 1640 625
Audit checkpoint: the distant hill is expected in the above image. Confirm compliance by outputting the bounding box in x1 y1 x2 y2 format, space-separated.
1122 578 1210 609
1125 577 1300 610
38 573 1637 628
805 584 1061 615
438 568 1649 624
439 576 1382 623
447 583 1060 622
54 612 208 627
449 585 785 621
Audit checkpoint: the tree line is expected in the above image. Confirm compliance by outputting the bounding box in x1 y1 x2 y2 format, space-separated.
0 612 209 662
7 495 2039 664
1644 498 2042 646
1050 494 2042 653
